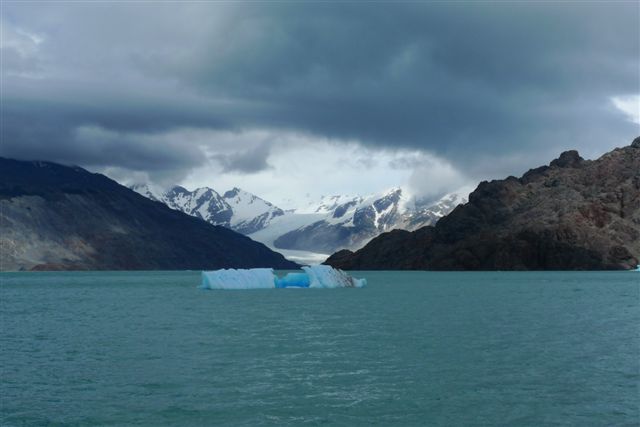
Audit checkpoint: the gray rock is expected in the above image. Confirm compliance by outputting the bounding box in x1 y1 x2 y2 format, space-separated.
325 137 640 270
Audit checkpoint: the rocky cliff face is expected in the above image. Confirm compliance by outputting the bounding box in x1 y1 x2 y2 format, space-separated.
0 158 298 271
325 138 640 270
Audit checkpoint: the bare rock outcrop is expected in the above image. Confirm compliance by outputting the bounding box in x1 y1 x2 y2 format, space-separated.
325 138 640 270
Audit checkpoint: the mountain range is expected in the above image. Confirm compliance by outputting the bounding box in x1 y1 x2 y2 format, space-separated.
0 159 297 271
325 138 640 271
2 138 636 272
131 184 469 262
130 184 285 235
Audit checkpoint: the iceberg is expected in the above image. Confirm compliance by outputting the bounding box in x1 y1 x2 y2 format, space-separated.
275 272 311 288
303 265 366 288
200 265 366 290
200 268 275 290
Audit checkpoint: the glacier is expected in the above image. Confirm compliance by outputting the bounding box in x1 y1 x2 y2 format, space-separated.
200 265 366 290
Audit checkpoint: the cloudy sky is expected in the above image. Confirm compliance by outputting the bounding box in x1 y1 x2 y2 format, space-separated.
1 1 638 207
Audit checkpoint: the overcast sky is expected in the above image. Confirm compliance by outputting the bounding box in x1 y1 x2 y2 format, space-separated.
1 1 638 207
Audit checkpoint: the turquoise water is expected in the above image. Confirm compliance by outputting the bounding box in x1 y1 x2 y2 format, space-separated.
1 271 638 426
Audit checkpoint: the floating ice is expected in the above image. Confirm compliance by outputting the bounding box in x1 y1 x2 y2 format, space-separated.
275 272 310 288
303 265 366 288
200 265 366 290
200 268 275 290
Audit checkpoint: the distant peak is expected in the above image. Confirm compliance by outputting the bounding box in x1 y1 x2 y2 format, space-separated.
169 185 189 193
632 136 640 148
193 186 214 194
550 150 584 168
384 187 402 195
223 188 241 198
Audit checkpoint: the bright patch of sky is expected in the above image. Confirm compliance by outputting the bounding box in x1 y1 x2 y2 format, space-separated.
612 95 640 125
107 129 470 209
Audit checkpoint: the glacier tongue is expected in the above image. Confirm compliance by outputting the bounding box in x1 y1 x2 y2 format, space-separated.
200 266 366 290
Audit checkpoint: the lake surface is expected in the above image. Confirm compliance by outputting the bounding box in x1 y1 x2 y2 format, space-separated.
1 271 638 426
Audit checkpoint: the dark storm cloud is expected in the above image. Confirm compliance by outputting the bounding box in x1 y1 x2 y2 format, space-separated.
213 142 272 174
1 2 638 179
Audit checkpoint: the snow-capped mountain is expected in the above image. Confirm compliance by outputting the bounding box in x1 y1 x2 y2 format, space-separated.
296 194 364 214
130 184 283 234
129 183 161 202
270 188 468 254
402 192 469 231
164 186 234 226
132 183 468 263
222 187 285 234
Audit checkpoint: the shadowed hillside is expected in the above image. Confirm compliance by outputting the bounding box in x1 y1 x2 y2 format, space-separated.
0 158 298 271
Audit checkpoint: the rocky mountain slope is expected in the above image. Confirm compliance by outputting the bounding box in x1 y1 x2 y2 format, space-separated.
0 159 298 271
325 138 640 270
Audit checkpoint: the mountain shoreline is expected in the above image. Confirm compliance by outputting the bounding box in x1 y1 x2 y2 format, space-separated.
4 139 637 272
325 138 640 271
0 159 298 272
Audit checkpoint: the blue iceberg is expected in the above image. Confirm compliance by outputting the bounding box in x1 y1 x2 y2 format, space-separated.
200 265 366 290
276 272 310 288
303 265 367 288
200 268 275 290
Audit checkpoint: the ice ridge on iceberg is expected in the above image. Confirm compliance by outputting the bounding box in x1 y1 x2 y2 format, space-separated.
200 268 275 290
200 265 366 290
303 265 366 288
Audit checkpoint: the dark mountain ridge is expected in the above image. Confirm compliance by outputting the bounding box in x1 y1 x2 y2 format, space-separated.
0 158 298 271
325 138 640 270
